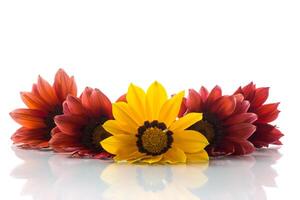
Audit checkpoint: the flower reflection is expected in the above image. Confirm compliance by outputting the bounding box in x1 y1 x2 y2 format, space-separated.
11 146 111 200
11 147 281 200
191 148 281 200
100 164 208 200
48 155 111 200
10 147 57 200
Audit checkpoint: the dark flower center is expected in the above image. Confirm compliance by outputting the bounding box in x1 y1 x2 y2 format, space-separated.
44 105 63 140
188 113 223 145
81 117 111 152
136 120 173 156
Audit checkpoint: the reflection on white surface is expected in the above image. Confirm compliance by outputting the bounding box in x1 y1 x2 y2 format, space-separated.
11 147 281 200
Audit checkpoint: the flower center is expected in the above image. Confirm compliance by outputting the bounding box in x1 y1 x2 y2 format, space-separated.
81 117 111 151
189 113 223 145
44 105 63 139
136 120 173 156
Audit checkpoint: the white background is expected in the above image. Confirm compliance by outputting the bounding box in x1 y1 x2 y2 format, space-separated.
0 1 299 199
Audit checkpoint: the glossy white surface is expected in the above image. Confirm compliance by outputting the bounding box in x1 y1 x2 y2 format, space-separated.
0 145 294 200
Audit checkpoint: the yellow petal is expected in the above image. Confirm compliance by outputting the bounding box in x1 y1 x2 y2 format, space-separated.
158 91 185 127
173 130 209 153
114 150 145 163
162 146 186 164
112 102 143 129
146 81 168 121
140 155 163 164
100 134 136 155
103 120 135 135
169 113 203 132
126 84 146 122
186 150 209 163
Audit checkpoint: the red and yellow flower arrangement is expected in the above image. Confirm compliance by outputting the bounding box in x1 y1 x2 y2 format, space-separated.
10 69 284 164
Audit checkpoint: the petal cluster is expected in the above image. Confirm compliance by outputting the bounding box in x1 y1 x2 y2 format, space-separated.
9 70 283 164
10 69 77 149
100 82 209 164
182 86 257 156
50 87 113 158
234 82 283 148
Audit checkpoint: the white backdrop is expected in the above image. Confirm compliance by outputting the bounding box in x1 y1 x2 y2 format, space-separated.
0 1 299 199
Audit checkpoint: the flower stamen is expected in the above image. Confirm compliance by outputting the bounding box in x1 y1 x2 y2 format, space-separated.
136 120 173 156
82 118 111 151
189 113 223 145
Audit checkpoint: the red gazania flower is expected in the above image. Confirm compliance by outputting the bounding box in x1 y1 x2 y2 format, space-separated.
234 82 283 148
49 87 113 159
10 69 77 149
183 86 257 156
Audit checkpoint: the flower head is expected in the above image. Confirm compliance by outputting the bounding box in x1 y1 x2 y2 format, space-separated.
101 81 209 164
10 69 77 149
183 86 257 156
234 82 283 148
49 87 113 158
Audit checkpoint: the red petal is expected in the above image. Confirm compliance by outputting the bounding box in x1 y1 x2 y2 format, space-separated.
71 150 89 157
49 131 82 152
90 89 113 119
233 86 243 95
223 113 257 126
234 93 244 103
37 75 58 106
225 123 256 139
31 84 54 108
240 82 256 101
206 85 222 109
93 152 113 159
178 97 187 117
186 89 202 112
51 126 61 135
234 98 250 114
11 127 50 148
256 103 280 123
11 127 48 141
53 69 77 103
54 115 87 135
80 87 93 112
210 96 236 119
116 94 127 102
65 95 87 115
10 109 47 129
251 87 269 108
207 141 235 156
249 124 283 148
231 140 255 155
62 101 71 114
273 140 282 145
199 86 209 102
20 92 51 111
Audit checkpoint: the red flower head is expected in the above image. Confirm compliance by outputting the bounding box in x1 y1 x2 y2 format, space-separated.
234 82 283 148
10 69 77 149
183 86 257 156
49 87 113 159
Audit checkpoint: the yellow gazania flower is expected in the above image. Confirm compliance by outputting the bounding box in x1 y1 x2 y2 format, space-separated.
100 81 209 164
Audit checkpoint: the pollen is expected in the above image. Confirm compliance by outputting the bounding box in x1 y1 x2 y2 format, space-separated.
136 121 173 156
141 127 168 155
